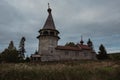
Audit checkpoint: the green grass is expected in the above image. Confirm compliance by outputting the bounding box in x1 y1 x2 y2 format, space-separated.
0 60 120 80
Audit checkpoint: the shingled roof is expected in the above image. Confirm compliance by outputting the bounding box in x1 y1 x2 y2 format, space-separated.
77 44 91 50
56 46 81 51
42 7 56 30
56 44 91 51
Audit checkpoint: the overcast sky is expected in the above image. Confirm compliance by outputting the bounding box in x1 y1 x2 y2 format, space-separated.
0 0 120 56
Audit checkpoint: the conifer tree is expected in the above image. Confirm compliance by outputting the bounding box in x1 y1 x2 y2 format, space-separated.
18 37 26 60
65 42 76 46
8 41 16 50
0 41 19 63
97 44 108 60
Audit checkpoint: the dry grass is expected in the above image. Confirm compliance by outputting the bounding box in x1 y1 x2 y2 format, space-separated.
0 60 120 80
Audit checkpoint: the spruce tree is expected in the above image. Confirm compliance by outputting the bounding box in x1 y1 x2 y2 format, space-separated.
8 41 16 50
18 37 26 60
1 41 19 63
97 44 108 60
65 42 76 46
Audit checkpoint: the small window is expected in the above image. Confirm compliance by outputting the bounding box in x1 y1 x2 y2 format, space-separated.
50 32 54 36
51 51 53 53
48 47 54 53
43 31 48 35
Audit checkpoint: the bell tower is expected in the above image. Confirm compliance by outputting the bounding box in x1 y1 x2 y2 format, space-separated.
37 4 60 55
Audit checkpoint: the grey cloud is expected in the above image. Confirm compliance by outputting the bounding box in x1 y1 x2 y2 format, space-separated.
0 0 120 55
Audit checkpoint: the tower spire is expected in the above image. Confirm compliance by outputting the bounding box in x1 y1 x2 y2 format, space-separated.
80 35 84 45
40 3 55 30
48 3 50 9
47 3 51 14
87 38 93 49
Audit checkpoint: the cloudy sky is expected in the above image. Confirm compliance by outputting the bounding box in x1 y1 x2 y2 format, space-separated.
0 0 120 56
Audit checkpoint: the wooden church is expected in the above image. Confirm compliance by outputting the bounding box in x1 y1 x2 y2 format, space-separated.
31 4 96 61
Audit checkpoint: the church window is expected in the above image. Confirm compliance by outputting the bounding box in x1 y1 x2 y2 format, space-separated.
43 31 48 35
51 50 53 53
50 32 54 36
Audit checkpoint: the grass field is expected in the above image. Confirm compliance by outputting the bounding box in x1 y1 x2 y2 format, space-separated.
0 60 120 80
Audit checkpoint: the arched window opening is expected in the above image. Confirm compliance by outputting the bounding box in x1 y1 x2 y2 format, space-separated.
50 32 54 36
43 31 48 35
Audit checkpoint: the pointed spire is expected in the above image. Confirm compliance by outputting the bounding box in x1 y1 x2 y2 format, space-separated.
8 41 16 50
47 3 52 14
80 36 84 45
87 38 93 48
42 3 56 30
87 38 91 43
48 3 50 8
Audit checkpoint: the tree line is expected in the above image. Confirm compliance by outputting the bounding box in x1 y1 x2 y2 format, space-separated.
0 37 30 63
0 38 111 63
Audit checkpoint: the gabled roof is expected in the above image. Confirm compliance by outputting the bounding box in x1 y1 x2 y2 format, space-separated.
56 44 91 51
77 44 91 50
42 7 56 30
56 46 81 51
